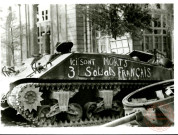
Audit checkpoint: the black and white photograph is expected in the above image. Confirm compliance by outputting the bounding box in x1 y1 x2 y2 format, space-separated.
0 1 175 134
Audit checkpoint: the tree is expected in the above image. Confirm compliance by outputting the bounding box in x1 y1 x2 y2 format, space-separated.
79 4 153 39
1 6 24 66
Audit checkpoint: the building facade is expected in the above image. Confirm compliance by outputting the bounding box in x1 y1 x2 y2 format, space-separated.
143 4 174 60
1 4 174 67
96 4 174 60
36 4 97 55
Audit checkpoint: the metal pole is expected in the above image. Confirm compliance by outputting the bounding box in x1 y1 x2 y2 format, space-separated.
101 111 143 127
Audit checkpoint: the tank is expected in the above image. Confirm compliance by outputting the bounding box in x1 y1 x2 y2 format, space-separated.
102 79 174 127
1 42 174 126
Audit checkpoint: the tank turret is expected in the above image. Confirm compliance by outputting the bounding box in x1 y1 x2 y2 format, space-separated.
102 79 174 127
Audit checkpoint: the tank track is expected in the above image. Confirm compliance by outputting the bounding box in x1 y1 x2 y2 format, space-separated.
2 112 120 127
7 80 156 127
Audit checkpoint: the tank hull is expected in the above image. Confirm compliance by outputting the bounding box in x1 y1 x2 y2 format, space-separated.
2 52 174 126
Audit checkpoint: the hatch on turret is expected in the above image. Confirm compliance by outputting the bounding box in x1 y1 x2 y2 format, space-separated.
56 42 73 54
129 50 153 62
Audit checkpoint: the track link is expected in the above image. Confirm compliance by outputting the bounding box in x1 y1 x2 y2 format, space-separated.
6 80 156 127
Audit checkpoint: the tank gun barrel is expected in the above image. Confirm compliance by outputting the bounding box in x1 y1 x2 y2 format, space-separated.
101 111 143 127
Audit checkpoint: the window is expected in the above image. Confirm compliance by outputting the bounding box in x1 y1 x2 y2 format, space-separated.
154 36 162 51
143 11 169 55
96 31 100 38
145 36 153 50
37 27 39 37
41 10 49 21
100 38 106 52
163 36 168 56
110 38 130 54
145 29 152 34
163 30 167 34
41 11 45 21
163 15 167 28
37 6 39 14
154 29 161 34
154 14 161 27
46 10 48 20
